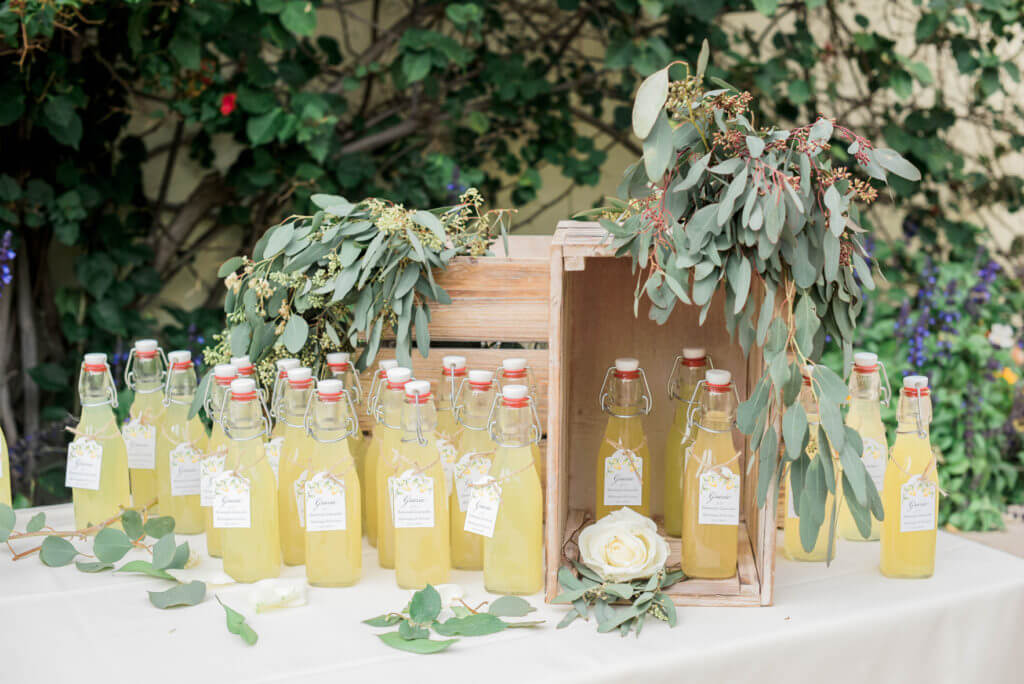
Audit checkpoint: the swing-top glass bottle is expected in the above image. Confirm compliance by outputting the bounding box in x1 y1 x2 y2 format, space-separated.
595 357 652 519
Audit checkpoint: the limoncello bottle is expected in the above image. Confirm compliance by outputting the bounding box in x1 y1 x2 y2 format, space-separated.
270 358 300 439
595 358 652 519
393 380 450 589
681 369 740 579
364 358 398 547
664 347 708 537
156 350 207 534
783 365 838 562
437 355 466 500
304 379 362 587
123 339 164 512
276 366 314 565
200 363 236 557
325 352 368 532
880 376 938 578
499 357 542 477
230 355 256 381
451 369 497 570
0 423 9 507
67 353 130 529
217 378 281 582
375 366 412 568
839 352 889 541
481 385 543 595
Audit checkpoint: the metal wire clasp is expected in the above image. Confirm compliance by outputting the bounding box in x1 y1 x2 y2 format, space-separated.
218 388 271 441
599 366 652 417
304 388 359 443
684 380 740 435
667 353 714 400
486 393 542 447
124 346 168 392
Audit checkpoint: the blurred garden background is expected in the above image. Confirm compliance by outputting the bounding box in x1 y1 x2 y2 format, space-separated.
1 0 1023 531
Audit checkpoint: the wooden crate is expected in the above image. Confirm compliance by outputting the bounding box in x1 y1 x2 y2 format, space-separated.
544 221 777 607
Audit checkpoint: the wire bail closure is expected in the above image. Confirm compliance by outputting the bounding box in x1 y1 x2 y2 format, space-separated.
684 379 740 436
81 360 120 408
318 359 363 404
598 366 652 417
304 387 360 443
124 345 168 393
667 353 714 400
400 386 433 446
218 387 271 442
485 393 542 447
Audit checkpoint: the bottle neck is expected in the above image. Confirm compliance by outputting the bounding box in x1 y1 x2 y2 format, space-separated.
495 403 532 446
849 370 881 401
699 388 735 429
381 387 406 426
226 398 262 438
401 398 437 441
459 387 495 429
166 368 197 405
79 370 112 406
609 375 643 416
330 367 359 397
133 356 162 390
281 384 313 424
675 363 706 402
311 398 350 440
897 391 931 434
438 372 464 410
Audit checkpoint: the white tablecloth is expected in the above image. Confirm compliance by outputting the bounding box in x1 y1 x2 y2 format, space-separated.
2 504 1022 683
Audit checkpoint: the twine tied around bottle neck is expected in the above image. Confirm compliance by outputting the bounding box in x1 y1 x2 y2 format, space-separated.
685 446 742 479
604 437 647 480
465 459 533 490
887 449 947 496
436 427 464 444
65 417 117 442
389 447 440 478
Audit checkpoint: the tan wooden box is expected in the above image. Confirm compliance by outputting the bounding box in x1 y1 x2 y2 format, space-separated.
544 221 777 606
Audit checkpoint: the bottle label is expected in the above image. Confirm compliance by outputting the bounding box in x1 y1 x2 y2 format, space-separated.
265 438 283 484
464 475 501 538
65 438 103 490
603 449 643 506
698 465 741 526
861 437 887 493
304 473 346 532
436 437 459 496
293 470 309 528
199 449 226 507
122 421 156 470
169 443 202 496
455 452 492 512
212 472 251 529
391 470 435 528
899 477 936 533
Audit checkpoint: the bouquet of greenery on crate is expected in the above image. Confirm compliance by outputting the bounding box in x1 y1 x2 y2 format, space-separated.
581 42 921 553
194 190 513 415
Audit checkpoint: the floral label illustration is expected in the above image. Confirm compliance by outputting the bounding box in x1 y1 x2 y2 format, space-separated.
603 449 642 506
170 443 202 497
390 469 435 529
199 449 226 507
122 420 156 470
293 470 309 528
65 438 103 490
899 477 937 533
265 437 283 484
304 472 347 532
437 437 459 496
463 475 502 538
861 437 887 493
455 453 493 513
212 472 251 529
698 464 741 526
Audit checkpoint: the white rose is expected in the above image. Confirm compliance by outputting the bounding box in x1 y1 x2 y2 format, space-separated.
989 324 1015 349
578 507 670 582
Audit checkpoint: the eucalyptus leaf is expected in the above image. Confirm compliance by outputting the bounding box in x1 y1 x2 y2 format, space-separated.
40 536 78 567
94 527 133 563
488 596 536 617
377 632 457 655
632 66 669 139
148 581 206 609
409 584 442 624
117 560 176 581
433 613 507 637
76 560 115 573
26 512 45 533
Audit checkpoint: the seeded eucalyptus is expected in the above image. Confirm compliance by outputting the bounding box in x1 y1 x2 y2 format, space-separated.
582 42 921 553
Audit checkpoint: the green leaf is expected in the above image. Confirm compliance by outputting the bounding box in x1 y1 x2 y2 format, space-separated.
377 632 457 655
414 304 430 358
632 66 669 139
282 315 309 353
363 614 404 627
412 210 446 244
433 613 507 637
169 32 200 70
818 398 845 455
26 512 45 533
678 152 711 190
217 597 258 646
842 474 873 539
217 256 244 278
94 527 134 563
144 516 175 539
409 584 442 624
230 322 252 357
247 109 284 146
264 223 295 257
400 620 430 640
152 533 177 569
122 509 144 540
167 542 191 570
782 402 808 462
281 0 317 35
604 583 636 600
557 610 579 629
190 370 213 420
40 536 78 567
148 581 206 609
76 560 115 573
402 52 433 83
812 365 848 407
642 110 673 182
731 257 752 314
0 504 15 542
696 39 709 79
872 148 921 181
798 457 827 552
117 560 176 581
753 0 778 16
487 596 536 618
745 136 765 158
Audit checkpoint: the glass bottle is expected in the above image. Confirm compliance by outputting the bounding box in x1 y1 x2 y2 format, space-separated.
276 367 315 565
304 379 362 587
393 380 450 589
325 352 368 532
595 358 652 519
200 363 236 557
437 355 466 499
217 378 281 582
156 350 207 534
270 357 300 439
783 364 838 562
880 376 938 578
451 369 497 570
123 339 164 512
681 369 740 579
0 423 9 507
498 357 542 476
664 347 708 537
68 353 130 529
839 352 890 541
483 385 543 595
375 366 412 568
364 358 398 548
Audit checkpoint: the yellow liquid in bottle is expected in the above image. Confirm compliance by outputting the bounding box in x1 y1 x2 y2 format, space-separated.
305 437 362 587
394 432 451 589
452 425 495 570
664 360 705 538
72 403 131 529
277 421 312 566
681 409 738 578
1 427 11 507
839 397 887 541
485 442 543 595
221 418 281 583
880 400 937 578
374 388 405 568
782 415 837 562
126 387 162 512
204 422 228 557
157 402 208 534
348 424 368 535
595 414 650 519
364 428 380 547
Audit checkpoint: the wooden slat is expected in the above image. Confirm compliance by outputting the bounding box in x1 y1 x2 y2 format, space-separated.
544 242 569 603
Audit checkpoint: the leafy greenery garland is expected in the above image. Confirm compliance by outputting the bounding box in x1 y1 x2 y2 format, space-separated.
585 43 922 552
195 190 513 413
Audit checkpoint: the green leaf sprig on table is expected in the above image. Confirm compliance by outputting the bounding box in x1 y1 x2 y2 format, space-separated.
363 585 543 654
552 561 682 637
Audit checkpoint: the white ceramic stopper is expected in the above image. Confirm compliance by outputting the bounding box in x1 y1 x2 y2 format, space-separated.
502 358 527 372
502 385 529 400
318 379 343 396
615 357 640 372
469 370 494 384
682 347 706 359
387 367 413 384
276 358 299 371
378 359 398 371
84 352 107 366
214 363 237 378
404 380 430 396
327 352 350 365
287 367 312 383
135 339 158 352
231 355 251 367
854 352 878 367
168 350 191 363
443 355 467 370
904 375 928 389
706 369 731 385
231 378 256 394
